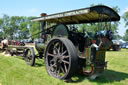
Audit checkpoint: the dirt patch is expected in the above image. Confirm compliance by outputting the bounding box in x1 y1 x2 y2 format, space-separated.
0 51 11 57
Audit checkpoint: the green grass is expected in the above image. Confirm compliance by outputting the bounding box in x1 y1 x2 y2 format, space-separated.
0 49 128 85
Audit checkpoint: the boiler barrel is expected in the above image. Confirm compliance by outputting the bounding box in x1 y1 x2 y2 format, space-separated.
35 42 46 52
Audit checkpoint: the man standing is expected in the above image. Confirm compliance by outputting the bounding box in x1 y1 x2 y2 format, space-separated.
1 39 8 49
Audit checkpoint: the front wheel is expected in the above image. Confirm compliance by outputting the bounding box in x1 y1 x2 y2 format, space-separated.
24 47 35 66
44 38 78 80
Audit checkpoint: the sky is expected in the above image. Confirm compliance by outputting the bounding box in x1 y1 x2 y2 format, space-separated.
0 0 128 36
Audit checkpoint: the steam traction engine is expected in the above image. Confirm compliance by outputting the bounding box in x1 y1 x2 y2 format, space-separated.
31 5 120 80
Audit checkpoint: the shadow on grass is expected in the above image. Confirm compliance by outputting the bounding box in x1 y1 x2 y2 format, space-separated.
9 53 44 67
70 69 128 83
18 56 44 67
15 55 44 67
70 74 87 83
91 70 128 83
34 58 45 67
34 62 44 67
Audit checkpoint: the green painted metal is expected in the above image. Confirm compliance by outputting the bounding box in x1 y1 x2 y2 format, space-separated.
51 24 69 38
36 43 46 52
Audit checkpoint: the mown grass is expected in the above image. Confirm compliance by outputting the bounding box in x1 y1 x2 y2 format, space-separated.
0 49 128 85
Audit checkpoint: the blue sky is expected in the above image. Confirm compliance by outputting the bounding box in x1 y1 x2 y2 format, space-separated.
0 0 128 36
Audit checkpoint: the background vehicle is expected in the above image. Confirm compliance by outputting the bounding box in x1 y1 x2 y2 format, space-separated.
121 42 128 48
111 40 121 51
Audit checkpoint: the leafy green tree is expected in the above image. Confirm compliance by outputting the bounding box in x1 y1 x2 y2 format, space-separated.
19 21 29 39
111 6 120 33
1 14 11 39
78 5 120 37
0 18 4 38
122 11 128 41
122 11 128 26
123 29 128 41
28 17 41 39
78 24 98 33
9 16 21 39
0 15 30 40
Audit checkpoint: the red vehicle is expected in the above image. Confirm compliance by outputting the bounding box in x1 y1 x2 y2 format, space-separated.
11 40 25 46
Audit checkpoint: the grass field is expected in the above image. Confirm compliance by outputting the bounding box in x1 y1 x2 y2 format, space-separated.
0 49 128 85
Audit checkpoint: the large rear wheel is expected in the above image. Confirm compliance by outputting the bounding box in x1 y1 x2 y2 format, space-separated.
44 38 78 79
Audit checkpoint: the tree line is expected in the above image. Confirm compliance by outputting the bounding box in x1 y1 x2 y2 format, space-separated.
0 14 40 40
77 5 128 41
78 6 121 40
0 6 128 41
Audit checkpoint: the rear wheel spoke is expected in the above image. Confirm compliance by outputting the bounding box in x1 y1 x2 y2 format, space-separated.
47 53 55 57
60 66 65 73
64 63 68 73
62 60 69 64
53 48 58 54
50 58 54 63
51 63 56 67
57 42 61 53
49 63 56 71
62 56 69 59
61 50 67 56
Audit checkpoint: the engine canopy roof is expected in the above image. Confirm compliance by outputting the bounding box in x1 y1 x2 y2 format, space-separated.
31 5 120 24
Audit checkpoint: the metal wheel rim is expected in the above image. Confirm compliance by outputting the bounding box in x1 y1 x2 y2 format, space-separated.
45 39 71 78
25 49 33 65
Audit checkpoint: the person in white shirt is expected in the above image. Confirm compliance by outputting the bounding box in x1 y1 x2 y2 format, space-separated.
1 39 8 49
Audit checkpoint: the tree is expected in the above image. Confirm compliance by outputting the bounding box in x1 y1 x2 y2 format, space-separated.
123 29 128 41
0 18 4 38
122 10 128 41
111 6 120 33
78 24 98 34
17 16 30 39
122 11 128 27
78 5 120 37
1 14 11 39
0 15 31 40
9 16 21 39
28 17 41 39
19 21 29 39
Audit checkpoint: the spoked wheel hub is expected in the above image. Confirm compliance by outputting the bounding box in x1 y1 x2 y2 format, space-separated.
45 38 78 79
